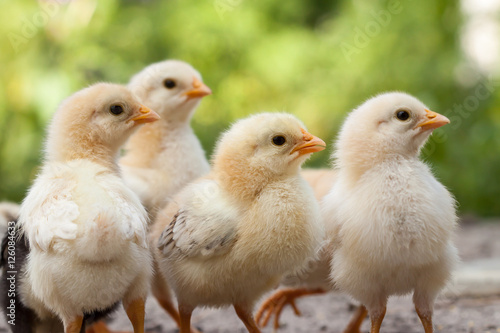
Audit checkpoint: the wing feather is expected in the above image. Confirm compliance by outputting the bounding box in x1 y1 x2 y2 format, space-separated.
19 162 149 252
19 175 80 251
158 180 238 259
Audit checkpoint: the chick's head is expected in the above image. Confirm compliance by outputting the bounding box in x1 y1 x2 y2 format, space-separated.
335 92 449 167
213 113 326 179
46 83 160 163
128 60 211 123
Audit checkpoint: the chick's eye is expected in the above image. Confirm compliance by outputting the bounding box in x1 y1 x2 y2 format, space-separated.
272 135 286 146
110 105 124 115
396 110 410 121
163 79 176 89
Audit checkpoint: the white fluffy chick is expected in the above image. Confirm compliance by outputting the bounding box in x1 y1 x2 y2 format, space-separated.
18 83 160 333
119 60 211 333
120 60 211 220
325 92 458 333
151 113 326 333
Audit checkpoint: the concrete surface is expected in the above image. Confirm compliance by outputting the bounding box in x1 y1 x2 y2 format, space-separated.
1 222 499 332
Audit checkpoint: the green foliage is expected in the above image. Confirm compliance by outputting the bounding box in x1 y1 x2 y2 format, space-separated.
0 0 499 216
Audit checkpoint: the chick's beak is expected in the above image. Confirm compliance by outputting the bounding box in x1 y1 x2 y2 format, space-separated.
128 105 161 124
415 109 450 131
290 128 326 156
183 76 212 99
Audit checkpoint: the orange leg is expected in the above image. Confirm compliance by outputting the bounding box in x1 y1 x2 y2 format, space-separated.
178 304 195 333
151 264 201 333
369 307 386 333
125 298 145 333
234 304 261 333
65 316 83 333
342 305 368 333
255 288 325 329
416 305 434 333
151 267 181 326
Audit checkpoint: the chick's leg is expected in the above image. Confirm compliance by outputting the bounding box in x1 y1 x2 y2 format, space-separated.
415 307 433 333
367 305 386 333
151 266 180 325
234 304 262 333
124 298 146 333
178 304 195 333
413 292 435 333
64 315 83 333
255 287 325 329
342 304 368 333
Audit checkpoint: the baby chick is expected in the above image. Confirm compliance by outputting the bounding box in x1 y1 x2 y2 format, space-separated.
118 60 211 333
18 83 160 333
120 60 211 220
151 113 326 333
325 92 458 333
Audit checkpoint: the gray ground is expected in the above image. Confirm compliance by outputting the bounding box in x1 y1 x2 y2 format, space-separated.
2 221 500 332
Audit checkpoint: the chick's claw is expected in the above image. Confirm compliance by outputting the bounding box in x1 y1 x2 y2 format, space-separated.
255 288 325 330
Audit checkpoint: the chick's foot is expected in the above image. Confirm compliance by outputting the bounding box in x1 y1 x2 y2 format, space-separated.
255 288 325 330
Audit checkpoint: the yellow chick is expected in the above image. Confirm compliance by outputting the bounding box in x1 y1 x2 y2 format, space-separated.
118 60 211 333
120 60 212 220
151 113 326 333
18 83 160 333
325 92 458 333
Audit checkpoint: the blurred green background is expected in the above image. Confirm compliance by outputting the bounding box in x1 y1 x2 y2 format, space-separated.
0 0 499 216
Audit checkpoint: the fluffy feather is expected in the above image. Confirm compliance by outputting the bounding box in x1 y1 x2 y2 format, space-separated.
257 93 458 332
20 160 147 256
325 92 458 332
120 60 211 219
17 83 158 332
151 112 326 333
158 179 239 259
118 60 211 333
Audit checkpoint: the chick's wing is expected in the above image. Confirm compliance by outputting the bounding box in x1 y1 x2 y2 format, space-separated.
158 179 239 259
104 183 148 249
19 174 79 252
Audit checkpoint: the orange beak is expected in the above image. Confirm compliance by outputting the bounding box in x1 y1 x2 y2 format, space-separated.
183 76 212 99
415 109 450 131
128 105 160 124
290 128 326 156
